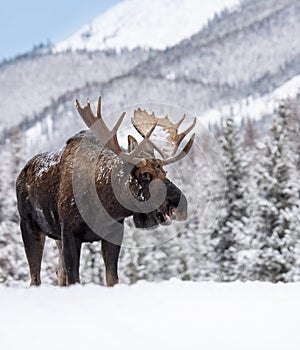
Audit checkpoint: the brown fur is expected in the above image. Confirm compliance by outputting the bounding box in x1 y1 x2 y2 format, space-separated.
16 130 188 286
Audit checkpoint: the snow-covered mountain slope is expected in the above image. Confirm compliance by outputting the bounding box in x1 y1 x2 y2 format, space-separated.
1 0 299 145
1 281 300 350
202 74 300 126
55 0 240 52
136 0 300 87
0 49 152 131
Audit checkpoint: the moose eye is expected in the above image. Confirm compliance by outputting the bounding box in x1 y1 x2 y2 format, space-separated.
141 172 152 181
156 164 162 171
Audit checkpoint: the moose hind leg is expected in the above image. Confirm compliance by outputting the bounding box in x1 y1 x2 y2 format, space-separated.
102 240 121 287
56 240 67 286
20 220 45 286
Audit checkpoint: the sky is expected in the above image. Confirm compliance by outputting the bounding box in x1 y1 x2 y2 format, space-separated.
0 0 121 61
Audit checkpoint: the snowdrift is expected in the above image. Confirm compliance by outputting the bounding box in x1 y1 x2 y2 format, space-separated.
1 280 300 350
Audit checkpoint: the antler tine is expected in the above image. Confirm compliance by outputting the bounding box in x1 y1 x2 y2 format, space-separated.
144 122 157 139
76 97 125 155
176 114 186 128
144 122 168 159
148 141 167 159
112 112 126 134
76 99 97 129
120 122 158 164
134 122 168 160
97 96 102 117
176 117 197 146
163 133 195 165
170 117 197 156
132 122 145 138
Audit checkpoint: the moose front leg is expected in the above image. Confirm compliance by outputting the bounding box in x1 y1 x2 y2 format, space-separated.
56 240 67 286
101 239 122 287
61 232 82 285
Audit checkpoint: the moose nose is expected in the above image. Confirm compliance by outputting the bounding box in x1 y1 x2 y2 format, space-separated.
173 193 188 221
165 179 181 205
165 179 188 221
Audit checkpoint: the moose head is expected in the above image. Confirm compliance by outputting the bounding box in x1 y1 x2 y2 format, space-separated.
76 97 196 229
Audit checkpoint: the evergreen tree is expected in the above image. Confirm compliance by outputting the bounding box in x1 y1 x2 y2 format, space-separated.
251 104 300 282
211 118 249 281
0 135 28 284
244 117 259 149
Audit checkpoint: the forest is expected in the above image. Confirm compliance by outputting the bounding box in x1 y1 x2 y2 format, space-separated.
0 93 299 286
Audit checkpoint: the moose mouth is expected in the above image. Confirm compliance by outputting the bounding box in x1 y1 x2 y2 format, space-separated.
133 205 176 228
154 206 176 226
133 196 187 229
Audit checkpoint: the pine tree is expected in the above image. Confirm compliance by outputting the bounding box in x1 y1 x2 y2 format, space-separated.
211 118 249 281
244 117 259 149
0 133 29 284
251 104 300 282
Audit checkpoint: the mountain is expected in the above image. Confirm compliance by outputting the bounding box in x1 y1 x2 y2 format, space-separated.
0 0 300 150
55 0 240 52
0 49 153 133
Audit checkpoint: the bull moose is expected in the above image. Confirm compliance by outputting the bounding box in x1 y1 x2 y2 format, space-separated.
16 97 196 286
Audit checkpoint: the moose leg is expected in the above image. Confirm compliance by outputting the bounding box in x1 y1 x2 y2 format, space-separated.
101 240 121 287
20 220 45 286
61 233 82 285
56 240 67 286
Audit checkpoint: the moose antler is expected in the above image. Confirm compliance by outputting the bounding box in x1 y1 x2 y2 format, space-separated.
76 97 196 165
76 97 164 164
132 108 196 164
76 97 126 155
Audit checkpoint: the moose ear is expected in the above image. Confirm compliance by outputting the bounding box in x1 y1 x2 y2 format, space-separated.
128 135 138 152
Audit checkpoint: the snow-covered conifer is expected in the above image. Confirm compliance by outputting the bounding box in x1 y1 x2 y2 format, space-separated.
210 118 249 281
250 104 300 282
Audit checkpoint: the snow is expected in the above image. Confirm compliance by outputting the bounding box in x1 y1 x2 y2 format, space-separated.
1 280 300 350
55 0 240 53
36 151 62 178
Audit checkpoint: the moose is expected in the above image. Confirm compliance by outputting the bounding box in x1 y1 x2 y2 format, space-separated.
16 97 196 286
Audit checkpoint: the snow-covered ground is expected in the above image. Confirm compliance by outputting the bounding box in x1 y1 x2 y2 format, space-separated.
55 0 240 52
1 280 300 350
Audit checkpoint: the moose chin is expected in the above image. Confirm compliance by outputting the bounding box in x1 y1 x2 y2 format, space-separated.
16 97 196 287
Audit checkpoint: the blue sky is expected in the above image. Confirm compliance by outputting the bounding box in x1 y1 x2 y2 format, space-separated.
0 0 121 61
